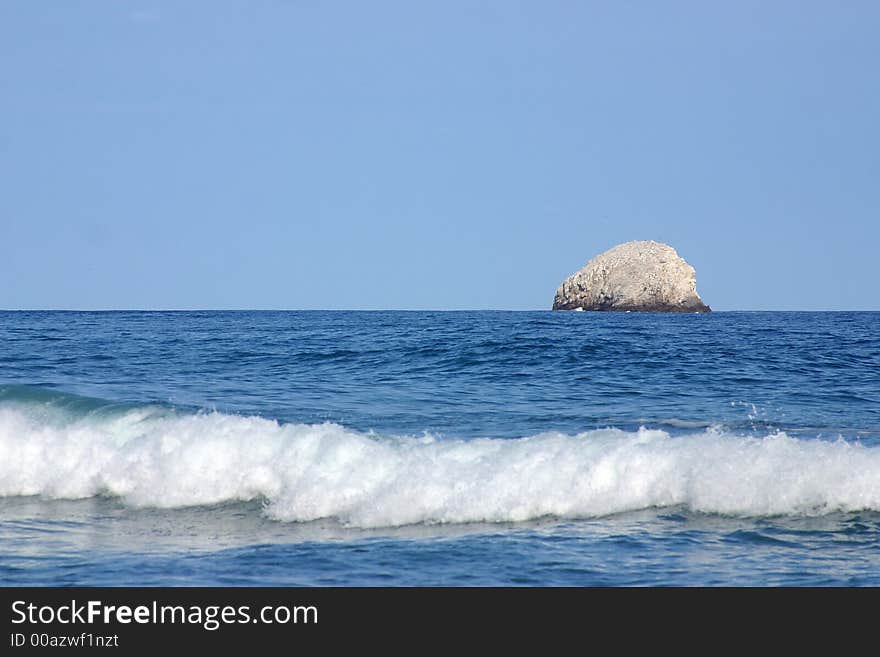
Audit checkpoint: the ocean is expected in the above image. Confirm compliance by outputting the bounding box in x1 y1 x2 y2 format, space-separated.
1 310 879 586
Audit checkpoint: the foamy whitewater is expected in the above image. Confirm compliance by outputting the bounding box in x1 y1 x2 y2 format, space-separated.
2 310 879 585
3 404 880 526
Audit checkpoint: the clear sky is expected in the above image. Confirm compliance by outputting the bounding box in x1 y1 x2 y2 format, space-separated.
2 1 878 310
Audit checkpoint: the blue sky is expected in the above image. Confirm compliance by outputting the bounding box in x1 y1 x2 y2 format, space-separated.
2 1 878 310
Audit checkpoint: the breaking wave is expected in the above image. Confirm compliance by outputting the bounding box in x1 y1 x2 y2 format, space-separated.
1 388 879 528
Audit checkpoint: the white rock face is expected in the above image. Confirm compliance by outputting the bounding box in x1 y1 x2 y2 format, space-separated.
553 241 710 312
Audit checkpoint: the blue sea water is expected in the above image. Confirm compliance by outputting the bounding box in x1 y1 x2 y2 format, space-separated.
1 310 879 586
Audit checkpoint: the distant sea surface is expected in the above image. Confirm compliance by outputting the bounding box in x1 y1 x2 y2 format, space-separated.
2 310 879 586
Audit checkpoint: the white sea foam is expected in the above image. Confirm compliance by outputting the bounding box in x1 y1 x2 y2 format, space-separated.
1 405 879 527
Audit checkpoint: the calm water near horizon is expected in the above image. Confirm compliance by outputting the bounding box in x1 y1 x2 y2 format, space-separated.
1 310 879 585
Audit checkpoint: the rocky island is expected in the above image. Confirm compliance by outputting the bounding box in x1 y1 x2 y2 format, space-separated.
552 240 710 312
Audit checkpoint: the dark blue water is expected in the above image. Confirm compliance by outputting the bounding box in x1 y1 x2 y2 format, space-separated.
1 311 879 585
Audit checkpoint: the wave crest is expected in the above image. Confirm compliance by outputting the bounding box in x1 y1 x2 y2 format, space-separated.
1 400 878 527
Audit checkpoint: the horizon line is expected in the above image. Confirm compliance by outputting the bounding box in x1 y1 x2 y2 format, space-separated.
1 308 877 313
